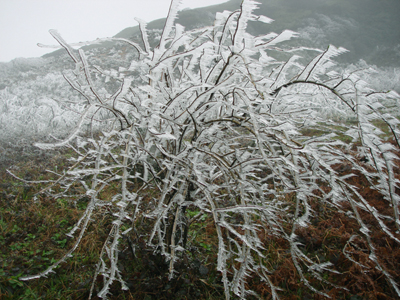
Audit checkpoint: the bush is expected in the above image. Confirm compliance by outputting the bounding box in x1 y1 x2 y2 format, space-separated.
18 0 400 298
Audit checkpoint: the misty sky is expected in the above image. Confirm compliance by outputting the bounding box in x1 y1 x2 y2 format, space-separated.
0 0 229 63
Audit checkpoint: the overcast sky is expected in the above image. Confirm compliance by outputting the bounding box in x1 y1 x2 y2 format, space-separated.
0 0 229 63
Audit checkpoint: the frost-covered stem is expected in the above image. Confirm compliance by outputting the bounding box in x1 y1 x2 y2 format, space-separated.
232 168 252 296
236 53 265 100
203 187 230 300
135 17 150 54
147 160 181 244
97 225 123 298
168 205 181 279
78 49 104 105
271 80 355 112
20 204 95 281
89 225 114 299
36 152 89 195
339 180 400 296
257 259 280 299
381 150 400 231
154 0 181 59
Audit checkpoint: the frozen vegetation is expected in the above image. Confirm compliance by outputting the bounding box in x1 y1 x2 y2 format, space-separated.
1 0 400 299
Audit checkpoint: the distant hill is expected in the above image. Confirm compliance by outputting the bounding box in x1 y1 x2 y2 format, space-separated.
110 0 400 67
39 0 400 67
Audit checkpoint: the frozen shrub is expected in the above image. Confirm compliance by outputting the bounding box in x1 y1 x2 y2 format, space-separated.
17 0 400 298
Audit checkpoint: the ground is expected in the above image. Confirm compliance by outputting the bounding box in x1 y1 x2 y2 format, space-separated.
0 140 399 299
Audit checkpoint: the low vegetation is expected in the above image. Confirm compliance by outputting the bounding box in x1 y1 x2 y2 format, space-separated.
1 137 399 299
1 0 400 299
